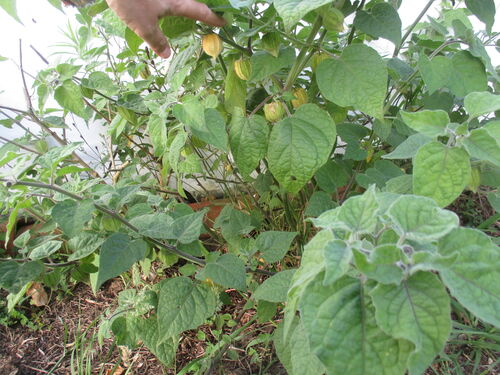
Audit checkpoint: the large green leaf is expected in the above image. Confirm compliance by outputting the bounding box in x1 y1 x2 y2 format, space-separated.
284 230 332 338
157 277 218 340
174 100 228 151
323 239 351 285
273 0 332 31
250 47 295 81
255 231 298 263
267 104 336 194
67 232 105 261
130 213 174 238
353 3 402 44
229 108 269 177
274 317 325 375
418 51 488 98
312 185 379 234
464 92 500 118
437 228 500 327
138 318 178 366
387 195 459 242
95 234 147 291
52 199 95 238
413 142 471 207
383 134 432 160
0 0 21 23
463 126 500 167
253 269 296 303
130 210 205 244
213 205 254 242
30 240 62 260
465 0 495 32
400 110 450 138
197 254 246 290
317 44 387 119
54 80 87 119
371 272 451 375
300 275 413 375
0 261 44 293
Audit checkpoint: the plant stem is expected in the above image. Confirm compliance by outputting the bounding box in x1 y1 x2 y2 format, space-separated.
0 178 275 276
284 16 323 91
393 0 436 57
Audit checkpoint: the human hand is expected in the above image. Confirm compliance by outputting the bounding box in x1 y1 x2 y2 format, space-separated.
106 0 226 58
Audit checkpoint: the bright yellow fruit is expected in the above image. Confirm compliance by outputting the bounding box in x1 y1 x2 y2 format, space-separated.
291 88 308 108
202 34 223 58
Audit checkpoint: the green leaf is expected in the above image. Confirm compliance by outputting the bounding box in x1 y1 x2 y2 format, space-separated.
352 249 404 285
304 191 337 217
465 0 495 32
383 134 432 160
157 277 218 340
253 269 296 302
174 100 228 151
125 27 143 54
250 47 295 81
317 44 387 119
314 159 350 193
463 126 500 167
464 92 500 119
284 230 332 339
255 231 298 263
225 58 247 114
353 3 402 44
273 0 332 31
0 261 44 293
413 142 471 207
159 16 195 38
52 199 95 238
147 115 168 157
197 254 246 290
323 239 351 285
300 275 413 375
418 51 488 98
138 318 178 366
95 234 147 291
229 108 269 177
54 80 87 119
214 206 254 242
312 185 379 234
0 0 21 23
168 210 207 244
400 110 450 138
267 104 336 194
437 228 500 327
130 213 174 239
274 317 326 375
387 195 459 242
68 232 105 261
371 272 451 375
30 240 62 260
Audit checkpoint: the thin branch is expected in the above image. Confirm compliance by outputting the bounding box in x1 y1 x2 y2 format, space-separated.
0 135 42 155
393 0 436 57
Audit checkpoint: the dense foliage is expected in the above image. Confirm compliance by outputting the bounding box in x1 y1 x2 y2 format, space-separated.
0 0 499 374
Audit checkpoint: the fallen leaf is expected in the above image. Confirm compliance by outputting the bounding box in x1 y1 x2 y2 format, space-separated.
26 283 49 306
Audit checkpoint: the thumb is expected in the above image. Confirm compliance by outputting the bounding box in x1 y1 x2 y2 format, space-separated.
135 24 171 58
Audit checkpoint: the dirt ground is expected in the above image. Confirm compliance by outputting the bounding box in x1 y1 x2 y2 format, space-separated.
0 277 284 375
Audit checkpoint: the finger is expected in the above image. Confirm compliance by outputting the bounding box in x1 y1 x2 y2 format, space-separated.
173 0 226 27
134 24 171 58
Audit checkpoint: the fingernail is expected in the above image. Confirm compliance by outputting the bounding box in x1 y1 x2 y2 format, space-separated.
158 47 171 59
